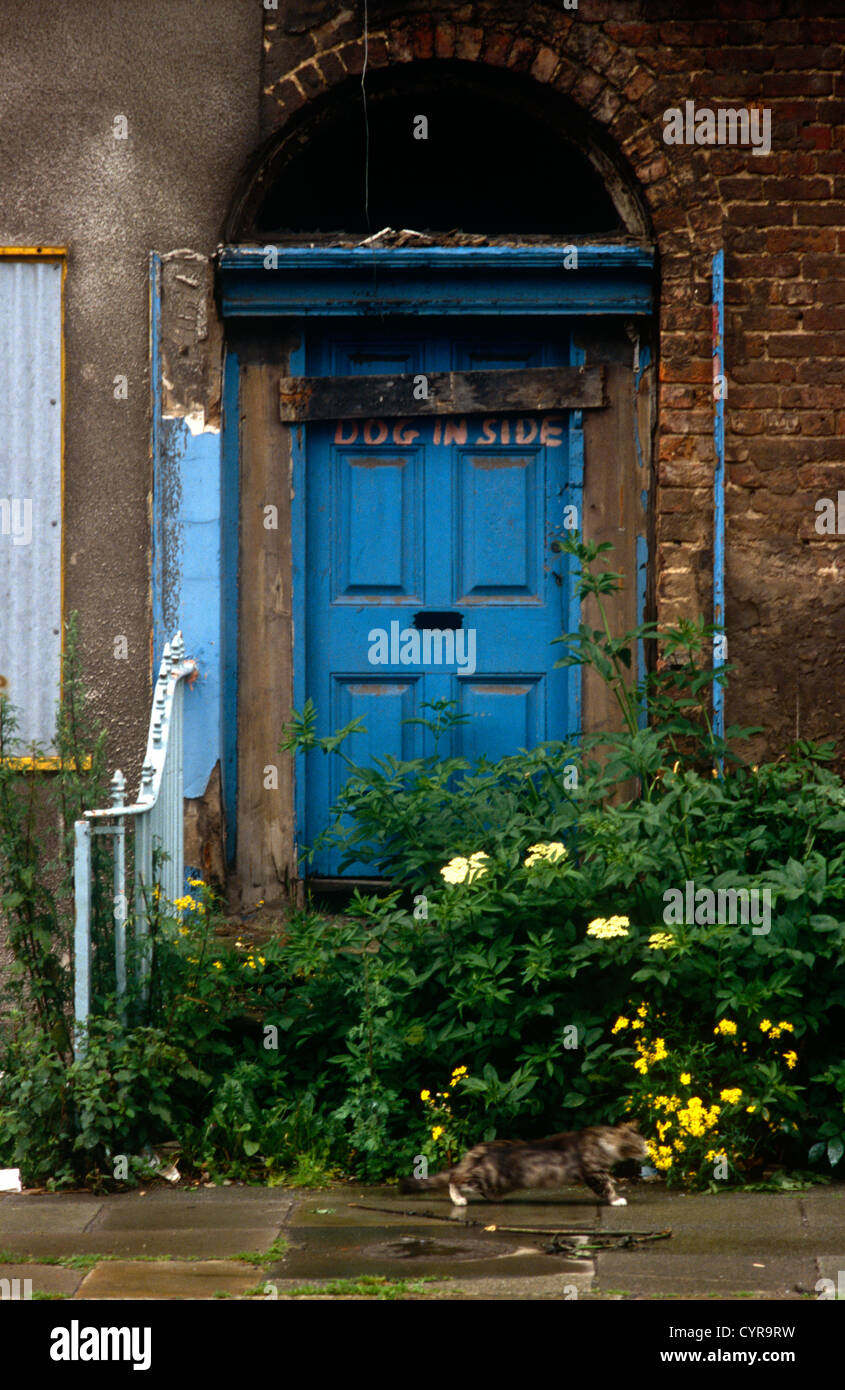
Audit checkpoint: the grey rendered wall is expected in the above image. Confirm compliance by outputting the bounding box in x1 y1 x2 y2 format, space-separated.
0 0 261 787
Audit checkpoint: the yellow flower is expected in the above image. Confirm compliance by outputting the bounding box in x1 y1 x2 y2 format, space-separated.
212 961 223 970
440 853 490 885
188 877 205 887
673 1139 686 1153
776 1021 794 1033
714 1019 737 1036
783 1051 798 1070
680 1073 691 1085
630 1019 644 1030
451 1066 468 1077
258 956 266 965
760 1019 772 1033
431 1126 444 1142
612 1016 630 1033
746 1105 757 1113
647 932 674 951
420 1089 430 1101
637 1004 648 1018
586 915 630 940
720 1088 743 1105
524 841 568 868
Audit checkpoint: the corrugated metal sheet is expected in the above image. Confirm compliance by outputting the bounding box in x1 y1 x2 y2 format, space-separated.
0 255 63 748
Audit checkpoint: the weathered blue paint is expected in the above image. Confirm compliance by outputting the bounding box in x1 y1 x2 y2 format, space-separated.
150 254 223 806
218 244 654 875
298 319 581 875
712 250 726 746
217 245 654 318
289 326 308 869
220 347 240 864
149 254 165 676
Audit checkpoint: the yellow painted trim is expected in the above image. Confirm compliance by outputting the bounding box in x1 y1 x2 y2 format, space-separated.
2 756 93 772
60 253 67 679
0 246 67 257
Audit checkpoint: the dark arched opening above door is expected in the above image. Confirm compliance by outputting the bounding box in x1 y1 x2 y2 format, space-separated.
225 61 652 243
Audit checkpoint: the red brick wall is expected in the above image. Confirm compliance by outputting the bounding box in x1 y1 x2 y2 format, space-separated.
260 2 845 762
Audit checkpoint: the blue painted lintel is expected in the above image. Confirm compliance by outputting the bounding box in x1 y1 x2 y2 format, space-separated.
217 244 654 318
712 249 726 748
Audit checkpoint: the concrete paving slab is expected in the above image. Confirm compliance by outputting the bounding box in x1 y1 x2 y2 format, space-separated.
275 1222 589 1281
1 1228 284 1260
289 1184 604 1229
0 1195 103 1235
593 1251 816 1298
798 1189 845 1235
2 1180 842 1300
815 1255 845 1294
431 1272 592 1300
0 1187 291 1260
267 1270 593 1300
92 1190 293 1231
76 1259 264 1300
0 1262 82 1297
601 1190 807 1234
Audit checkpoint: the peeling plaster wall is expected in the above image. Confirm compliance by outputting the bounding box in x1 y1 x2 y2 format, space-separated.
0 0 261 803
155 251 228 879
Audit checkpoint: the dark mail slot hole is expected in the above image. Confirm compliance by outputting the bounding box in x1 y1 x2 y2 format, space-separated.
413 611 463 631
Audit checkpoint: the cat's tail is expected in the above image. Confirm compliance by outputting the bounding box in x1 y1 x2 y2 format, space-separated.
398 1170 451 1193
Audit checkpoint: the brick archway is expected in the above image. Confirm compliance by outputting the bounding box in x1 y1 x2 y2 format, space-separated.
249 10 705 245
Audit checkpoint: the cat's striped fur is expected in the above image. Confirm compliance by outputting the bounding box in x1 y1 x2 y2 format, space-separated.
399 1122 647 1206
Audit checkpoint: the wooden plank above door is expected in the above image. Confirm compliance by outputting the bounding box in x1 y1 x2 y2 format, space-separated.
279 364 606 421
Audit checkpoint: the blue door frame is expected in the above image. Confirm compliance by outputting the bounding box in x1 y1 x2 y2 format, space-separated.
217 244 654 875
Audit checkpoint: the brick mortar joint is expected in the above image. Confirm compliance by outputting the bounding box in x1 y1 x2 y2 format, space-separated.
265 29 392 95
263 20 644 109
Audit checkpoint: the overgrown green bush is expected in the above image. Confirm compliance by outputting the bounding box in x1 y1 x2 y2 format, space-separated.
2 550 844 1193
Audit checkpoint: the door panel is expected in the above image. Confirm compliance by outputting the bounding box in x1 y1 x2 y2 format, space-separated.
303 318 579 875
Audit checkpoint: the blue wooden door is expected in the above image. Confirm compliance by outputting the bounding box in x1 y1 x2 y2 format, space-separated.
302 318 581 875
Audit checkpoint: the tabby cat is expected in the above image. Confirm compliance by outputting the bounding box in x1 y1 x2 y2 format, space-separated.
399 1121 647 1206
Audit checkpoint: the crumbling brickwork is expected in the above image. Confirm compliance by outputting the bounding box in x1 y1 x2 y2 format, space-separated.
260 0 845 762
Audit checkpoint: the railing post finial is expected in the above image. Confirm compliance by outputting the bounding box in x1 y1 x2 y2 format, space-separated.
141 759 155 798
110 769 126 808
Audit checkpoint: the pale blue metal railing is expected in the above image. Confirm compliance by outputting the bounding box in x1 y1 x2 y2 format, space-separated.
73 633 196 1053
